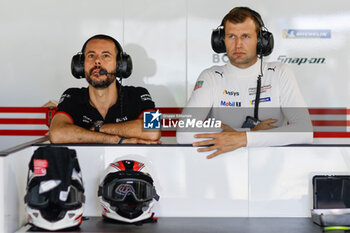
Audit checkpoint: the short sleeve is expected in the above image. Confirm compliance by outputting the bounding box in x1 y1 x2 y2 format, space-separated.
132 87 156 117
56 88 80 123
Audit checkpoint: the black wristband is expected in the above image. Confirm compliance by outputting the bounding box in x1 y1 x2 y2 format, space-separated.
118 137 125 144
93 121 104 132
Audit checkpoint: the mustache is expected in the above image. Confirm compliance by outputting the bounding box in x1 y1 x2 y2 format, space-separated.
89 66 104 75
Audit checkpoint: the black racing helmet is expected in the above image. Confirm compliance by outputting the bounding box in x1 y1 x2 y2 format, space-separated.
24 146 85 231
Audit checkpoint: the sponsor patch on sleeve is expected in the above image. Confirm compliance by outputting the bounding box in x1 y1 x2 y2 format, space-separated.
58 94 71 104
141 94 152 101
194 81 204 90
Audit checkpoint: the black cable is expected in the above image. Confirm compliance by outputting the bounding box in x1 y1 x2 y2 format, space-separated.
253 56 263 120
118 78 124 118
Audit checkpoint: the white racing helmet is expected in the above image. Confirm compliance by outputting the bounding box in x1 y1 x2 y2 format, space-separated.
98 160 160 223
24 146 85 231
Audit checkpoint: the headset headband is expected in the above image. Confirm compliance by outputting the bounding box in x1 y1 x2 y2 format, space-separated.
211 7 274 56
71 34 133 79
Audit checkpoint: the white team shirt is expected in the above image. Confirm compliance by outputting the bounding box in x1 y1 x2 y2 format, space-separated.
177 60 313 147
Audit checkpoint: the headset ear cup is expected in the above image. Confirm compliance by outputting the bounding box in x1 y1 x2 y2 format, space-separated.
257 31 274 57
71 54 85 79
211 28 226 54
116 52 133 79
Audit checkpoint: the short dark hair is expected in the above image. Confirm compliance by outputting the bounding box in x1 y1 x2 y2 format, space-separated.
222 7 262 35
81 34 119 55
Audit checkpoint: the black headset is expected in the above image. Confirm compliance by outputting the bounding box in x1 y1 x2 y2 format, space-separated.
211 7 274 57
71 34 133 79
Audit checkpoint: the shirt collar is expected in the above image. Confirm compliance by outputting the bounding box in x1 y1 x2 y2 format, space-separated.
81 80 122 106
225 58 261 78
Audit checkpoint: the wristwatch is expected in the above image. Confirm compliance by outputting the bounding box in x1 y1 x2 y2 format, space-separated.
93 120 104 132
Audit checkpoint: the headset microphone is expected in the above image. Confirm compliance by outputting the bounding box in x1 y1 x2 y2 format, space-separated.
99 69 116 76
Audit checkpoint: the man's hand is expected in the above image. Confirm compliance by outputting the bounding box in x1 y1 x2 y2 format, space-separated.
252 118 278 131
193 131 247 159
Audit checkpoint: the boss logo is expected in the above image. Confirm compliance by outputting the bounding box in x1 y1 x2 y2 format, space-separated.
212 54 229 63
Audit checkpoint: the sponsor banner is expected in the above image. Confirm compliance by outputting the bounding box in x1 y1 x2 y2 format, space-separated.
282 29 331 39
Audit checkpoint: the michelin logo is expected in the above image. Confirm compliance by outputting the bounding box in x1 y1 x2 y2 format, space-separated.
143 110 161 129
282 29 331 39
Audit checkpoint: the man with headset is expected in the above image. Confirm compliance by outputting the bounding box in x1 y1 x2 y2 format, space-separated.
177 7 313 158
49 34 161 144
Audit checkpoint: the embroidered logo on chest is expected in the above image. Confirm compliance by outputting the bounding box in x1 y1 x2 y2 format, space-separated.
248 84 272 95
82 115 93 124
220 100 241 107
116 116 128 123
250 97 271 105
222 90 239 96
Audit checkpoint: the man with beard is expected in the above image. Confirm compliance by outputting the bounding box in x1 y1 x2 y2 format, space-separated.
49 34 161 144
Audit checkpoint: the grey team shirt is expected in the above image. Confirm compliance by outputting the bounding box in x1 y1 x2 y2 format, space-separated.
177 60 313 147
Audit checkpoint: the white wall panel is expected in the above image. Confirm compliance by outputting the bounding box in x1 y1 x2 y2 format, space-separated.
4 147 34 233
268 3 350 108
0 0 123 107
74 147 106 217
123 0 187 107
249 146 350 217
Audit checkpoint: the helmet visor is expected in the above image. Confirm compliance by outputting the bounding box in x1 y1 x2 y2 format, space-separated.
63 185 85 208
26 184 49 208
103 178 155 202
27 184 83 209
